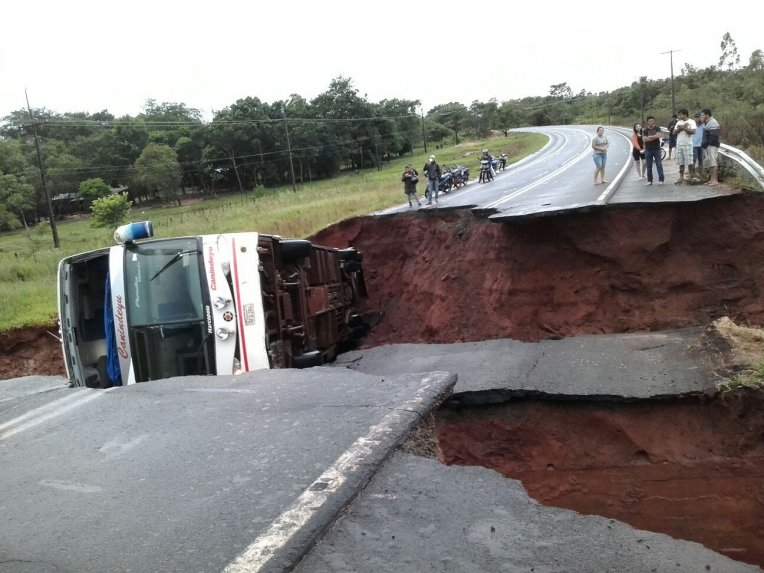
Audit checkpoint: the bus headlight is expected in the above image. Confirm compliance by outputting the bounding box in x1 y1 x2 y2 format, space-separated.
213 296 231 309
216 327 234 340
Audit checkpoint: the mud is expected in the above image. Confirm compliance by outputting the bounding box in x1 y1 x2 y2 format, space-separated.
436 392 764 567
312 193 764 345
0 323 65 380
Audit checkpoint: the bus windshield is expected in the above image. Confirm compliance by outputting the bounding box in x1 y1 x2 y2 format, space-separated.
123 238 214 381
124 238 205 325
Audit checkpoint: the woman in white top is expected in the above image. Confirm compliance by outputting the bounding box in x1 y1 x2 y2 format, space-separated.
591 126 609 185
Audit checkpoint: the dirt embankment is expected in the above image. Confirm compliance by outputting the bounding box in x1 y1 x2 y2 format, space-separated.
313 193 764 345
0 325 64 380
6 193 764 380
436 392 764 568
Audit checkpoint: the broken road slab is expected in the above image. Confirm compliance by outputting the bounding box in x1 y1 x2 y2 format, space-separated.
295 451 760 573
0 369 455 573
335 328 712 404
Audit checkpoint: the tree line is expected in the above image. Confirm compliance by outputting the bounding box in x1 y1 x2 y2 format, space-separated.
0 35 762 231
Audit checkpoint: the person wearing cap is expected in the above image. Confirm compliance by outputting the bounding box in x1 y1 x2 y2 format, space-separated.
423 155 441 205
692 112 705 170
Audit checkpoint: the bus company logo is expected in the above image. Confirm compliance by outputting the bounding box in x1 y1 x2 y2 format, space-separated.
205 305 213 334
115 295 129 359
208 246 217 290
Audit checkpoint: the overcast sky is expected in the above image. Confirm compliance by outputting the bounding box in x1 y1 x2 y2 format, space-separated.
1 0 760 120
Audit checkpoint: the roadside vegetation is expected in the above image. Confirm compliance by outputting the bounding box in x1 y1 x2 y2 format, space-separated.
717 363 764 393
0 32 759 332
0 133 545 331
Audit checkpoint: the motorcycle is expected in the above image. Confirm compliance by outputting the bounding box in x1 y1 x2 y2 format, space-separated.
479 159 494 183
438 169 454 194
424 170 454 199
451 165 470 188
498 154 508 171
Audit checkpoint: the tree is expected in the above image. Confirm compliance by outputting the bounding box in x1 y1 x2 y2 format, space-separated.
719 32 741 71
0 174 36 230
429 102 470 144
90 194 131 228
77 178 111 204
748 49 764 71
133 143 182 204
549 82 573 99
0 139 30 175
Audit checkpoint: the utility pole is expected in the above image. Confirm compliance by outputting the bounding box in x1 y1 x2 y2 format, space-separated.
661 49 681 114
25 89 59 248
640 76 646 126
420 108 427 154
281 103 297 192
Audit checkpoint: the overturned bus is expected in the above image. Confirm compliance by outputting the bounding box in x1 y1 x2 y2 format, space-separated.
57 222 368 388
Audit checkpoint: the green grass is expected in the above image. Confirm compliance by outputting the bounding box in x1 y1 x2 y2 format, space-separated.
0 133 546 331
716 362 764 393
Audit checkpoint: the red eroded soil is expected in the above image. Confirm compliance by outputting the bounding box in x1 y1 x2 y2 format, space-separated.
312 193 764 345
5 193 764 380
436 393 764 567
0 324 65 380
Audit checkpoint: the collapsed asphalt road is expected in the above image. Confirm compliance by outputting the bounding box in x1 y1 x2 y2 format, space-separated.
4 192 764 570
312 192 764 345
309 191 764 570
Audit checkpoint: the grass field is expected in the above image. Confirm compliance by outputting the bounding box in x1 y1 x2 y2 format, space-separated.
0 133 547 331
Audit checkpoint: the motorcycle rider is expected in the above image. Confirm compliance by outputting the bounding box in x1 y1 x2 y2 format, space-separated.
423 154 442 205
479 149 494 183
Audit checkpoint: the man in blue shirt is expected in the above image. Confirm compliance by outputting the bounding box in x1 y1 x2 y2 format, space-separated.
692 112 704 170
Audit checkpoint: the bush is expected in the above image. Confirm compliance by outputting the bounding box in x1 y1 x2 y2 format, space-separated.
78 178 111 203
90 194 131 228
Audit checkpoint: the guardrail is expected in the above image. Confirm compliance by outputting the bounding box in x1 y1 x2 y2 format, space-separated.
718 144 764 190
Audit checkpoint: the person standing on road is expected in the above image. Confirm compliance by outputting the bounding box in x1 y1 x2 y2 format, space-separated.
701 109 721 186
667 113 678 160
642 116 665 186
692 112 705 170
631 123 646 179
423 154 441 205
401 165 421 208
591 126 609 185
672 108 696 184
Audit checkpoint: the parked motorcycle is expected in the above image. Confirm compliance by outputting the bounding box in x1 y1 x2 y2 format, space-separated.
451 165 470 188
498 153 508 171
438 169 454 194
424 170 454 200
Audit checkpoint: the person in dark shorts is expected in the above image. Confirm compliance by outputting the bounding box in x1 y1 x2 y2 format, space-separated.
667 113 678 160
631 123 646 179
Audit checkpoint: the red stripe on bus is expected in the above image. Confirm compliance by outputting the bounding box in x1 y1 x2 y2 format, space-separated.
230 238 250 371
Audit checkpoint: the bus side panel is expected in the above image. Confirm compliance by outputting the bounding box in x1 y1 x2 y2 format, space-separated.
109 246 136 385
226 233 270 372
201 236 237 375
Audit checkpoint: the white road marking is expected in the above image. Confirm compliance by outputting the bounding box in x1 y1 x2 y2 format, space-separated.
39 479 103 493
222 374 445 573
485 129 593 209
0 389 102 441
